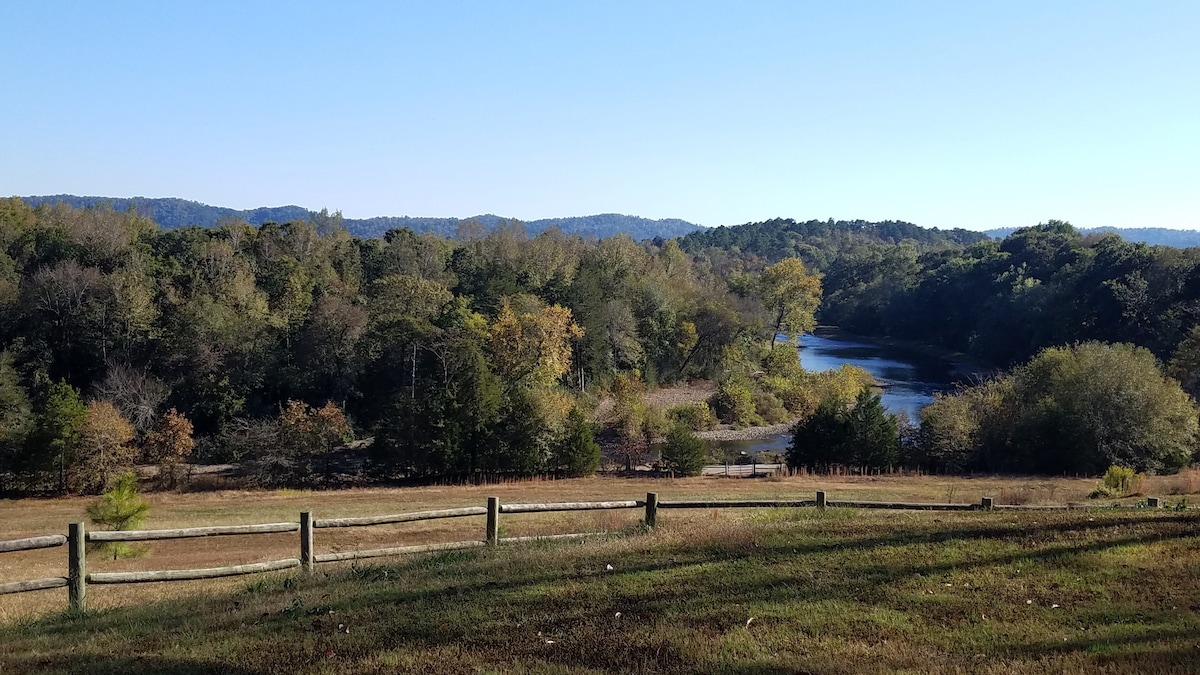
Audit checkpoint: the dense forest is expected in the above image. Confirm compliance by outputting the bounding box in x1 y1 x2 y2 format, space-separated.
0 198 862 494
1 198 1197 495
19 196 703 241
684 219 1200 368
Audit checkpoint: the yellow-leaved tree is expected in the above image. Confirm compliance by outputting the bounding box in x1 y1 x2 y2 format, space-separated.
489 299 584 390
758 258 822 348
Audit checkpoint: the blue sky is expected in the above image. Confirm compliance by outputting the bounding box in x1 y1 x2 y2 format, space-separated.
2 1 1197 230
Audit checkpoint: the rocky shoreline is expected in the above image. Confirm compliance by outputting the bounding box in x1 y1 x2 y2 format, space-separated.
696 422 794 442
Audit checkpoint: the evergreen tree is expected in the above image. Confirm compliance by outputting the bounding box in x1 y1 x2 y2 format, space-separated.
553 407 601 477
661 423 706 476
86 471 150 559
29 382 88 493
788 390 898 471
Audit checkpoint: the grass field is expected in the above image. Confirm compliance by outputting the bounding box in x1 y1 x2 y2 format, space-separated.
2 473 1199 673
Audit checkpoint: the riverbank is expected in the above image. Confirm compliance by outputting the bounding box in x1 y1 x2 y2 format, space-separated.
696 421 794 441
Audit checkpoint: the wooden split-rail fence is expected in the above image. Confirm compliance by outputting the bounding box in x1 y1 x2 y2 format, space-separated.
0 491 1171 612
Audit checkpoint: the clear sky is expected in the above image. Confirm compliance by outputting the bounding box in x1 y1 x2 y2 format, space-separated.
2 1 1197 230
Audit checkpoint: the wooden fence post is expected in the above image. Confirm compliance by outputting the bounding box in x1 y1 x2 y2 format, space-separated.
981 496 994 511
816 491 826 510
645 492 658 527
486 497 499 546
68 522 85 613
1146 497 1159 508
300 512 313 574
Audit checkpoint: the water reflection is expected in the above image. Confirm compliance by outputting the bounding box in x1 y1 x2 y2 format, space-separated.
799 333 962 421
703 331 982 458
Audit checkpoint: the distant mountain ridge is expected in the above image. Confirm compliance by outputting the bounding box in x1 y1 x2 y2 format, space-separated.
17 195 704 240
985 226 1200 248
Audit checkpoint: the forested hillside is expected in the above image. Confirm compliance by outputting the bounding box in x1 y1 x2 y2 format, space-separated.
0 198 853 494
679 218 988 269
18 195 704 241
685 219 1200 368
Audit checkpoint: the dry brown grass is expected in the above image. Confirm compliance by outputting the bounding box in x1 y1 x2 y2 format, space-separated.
1164 468 1200 496
0 472 1185 622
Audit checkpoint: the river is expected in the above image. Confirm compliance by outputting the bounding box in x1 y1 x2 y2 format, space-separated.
704 330 987 459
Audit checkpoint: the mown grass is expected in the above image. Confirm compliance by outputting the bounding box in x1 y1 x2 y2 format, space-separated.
2 508 1198 674
1 473 1196 622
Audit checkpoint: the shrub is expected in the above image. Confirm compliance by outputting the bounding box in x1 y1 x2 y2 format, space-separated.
1088 466 1143 499
753 390 790 424
711 379 762 428
666 402 717 431
661 424 706 476
777 382 820 418
761 344 805 380
915 343 1199 475
641 405 671 441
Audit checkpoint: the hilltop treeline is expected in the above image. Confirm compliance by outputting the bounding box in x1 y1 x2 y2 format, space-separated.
19 196 704 241
687 219 1200 368
0 198 850 493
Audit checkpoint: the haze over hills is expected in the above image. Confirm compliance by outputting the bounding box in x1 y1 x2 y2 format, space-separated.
984 227 1200 248
17 195 704 241
16 196 1200 248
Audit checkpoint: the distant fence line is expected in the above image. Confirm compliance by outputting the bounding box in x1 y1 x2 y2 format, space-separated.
0 492 1175 613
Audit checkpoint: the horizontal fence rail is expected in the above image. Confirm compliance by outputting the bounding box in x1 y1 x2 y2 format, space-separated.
87 523 299 542
313 506 487 528
0 490 1180 613
88 559 300 584
499 532 601 544
313 540 486 563
824 500 979 511
658 499 818 509
0 534 67 554
0 577 68 595
500 500 641 513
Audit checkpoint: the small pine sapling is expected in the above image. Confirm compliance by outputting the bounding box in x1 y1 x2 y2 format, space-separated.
86 472 151 559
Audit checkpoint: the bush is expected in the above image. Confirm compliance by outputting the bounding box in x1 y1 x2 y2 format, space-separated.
641 405 671 441
711 379 762 428
666 402 717 431
1088 465 1142 499
916 342 1198 475
777 381 820 418
661 424 706 476
753 390 790 424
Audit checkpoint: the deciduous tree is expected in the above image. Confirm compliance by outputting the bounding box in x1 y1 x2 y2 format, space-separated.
758 258 822 347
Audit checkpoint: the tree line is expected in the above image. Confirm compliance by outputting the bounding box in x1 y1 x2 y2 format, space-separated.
0 198 835 494
686 219 1200 371
2 198 1196 494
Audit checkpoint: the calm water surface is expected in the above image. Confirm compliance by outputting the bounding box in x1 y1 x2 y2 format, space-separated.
705 332 984 458
799 332 962 421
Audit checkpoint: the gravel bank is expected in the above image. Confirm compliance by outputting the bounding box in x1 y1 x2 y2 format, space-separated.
696 422 794 441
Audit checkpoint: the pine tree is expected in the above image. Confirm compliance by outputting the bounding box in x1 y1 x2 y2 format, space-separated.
788 390 898 471
661 423 706 476
553 407 601 477
86 472 150 560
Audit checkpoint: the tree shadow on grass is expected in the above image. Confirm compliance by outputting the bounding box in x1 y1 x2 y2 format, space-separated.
4 511 1197 673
